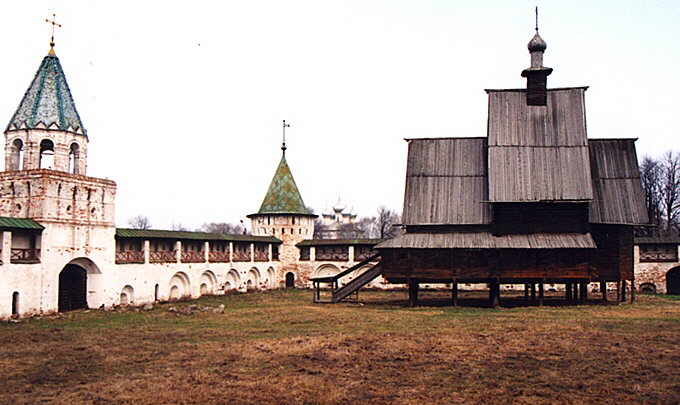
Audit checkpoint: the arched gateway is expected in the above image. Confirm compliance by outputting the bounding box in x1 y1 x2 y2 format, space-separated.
58 264 88 312
285 272 295 288
667 267 680 295
58 258 102 312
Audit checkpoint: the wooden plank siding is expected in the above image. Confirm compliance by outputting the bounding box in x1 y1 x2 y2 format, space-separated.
402 138 491 225
379 248 593 282
486 88 593 202
588 139 649 225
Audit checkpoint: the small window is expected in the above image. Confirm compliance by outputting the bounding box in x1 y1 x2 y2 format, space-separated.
39 139 55 169
292 217 296 225
281 228 285 234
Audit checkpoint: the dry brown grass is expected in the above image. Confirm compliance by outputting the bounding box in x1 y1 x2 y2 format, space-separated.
1 289 679 405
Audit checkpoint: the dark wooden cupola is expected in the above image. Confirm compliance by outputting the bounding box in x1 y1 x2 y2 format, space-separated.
521 31 553 106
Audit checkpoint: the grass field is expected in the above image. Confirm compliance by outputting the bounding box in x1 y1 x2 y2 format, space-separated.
1 289 679 405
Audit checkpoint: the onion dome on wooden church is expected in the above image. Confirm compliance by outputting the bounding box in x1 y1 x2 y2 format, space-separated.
527 32 547 52
5 47 86 135
248 143 316 218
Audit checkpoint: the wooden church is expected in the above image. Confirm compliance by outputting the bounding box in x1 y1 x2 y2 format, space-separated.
375 28 649 306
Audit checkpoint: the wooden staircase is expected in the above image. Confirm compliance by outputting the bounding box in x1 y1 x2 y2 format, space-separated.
310 254 382 303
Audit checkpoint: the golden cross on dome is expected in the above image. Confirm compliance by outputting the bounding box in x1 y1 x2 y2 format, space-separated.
45 13 62 55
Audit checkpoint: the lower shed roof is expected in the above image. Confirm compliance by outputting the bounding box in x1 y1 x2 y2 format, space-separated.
376 232 596 249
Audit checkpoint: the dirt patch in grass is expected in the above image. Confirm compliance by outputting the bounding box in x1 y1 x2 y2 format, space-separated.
1 290 679 404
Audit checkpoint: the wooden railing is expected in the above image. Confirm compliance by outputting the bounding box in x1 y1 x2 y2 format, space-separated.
232 249 250 262
208 250 230 263
116 250 145 264
310 254 382 303
149 250 177 263
316 247 349 261
181 250 205 263
355 247 378 262
11 248 41 264
299 247 310 261
254 248 268 262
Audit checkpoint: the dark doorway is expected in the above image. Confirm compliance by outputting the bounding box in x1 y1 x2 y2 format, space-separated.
58 264 88 312
667 267 680 295
285 272 295 288
154 284 159 301
11 292 19 316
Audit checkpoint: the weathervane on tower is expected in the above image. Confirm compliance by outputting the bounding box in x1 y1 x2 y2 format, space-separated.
282 119 290 155
45 13 62 56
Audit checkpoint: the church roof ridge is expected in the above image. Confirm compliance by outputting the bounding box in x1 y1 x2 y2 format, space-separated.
6 53 86 135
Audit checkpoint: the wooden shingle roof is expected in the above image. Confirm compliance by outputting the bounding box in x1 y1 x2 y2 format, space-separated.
376 232 596 249
401 138 491 226
486 88 593 202
588 139 649 225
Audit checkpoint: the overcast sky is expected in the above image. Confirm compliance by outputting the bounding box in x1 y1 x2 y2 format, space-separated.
0 1 678 230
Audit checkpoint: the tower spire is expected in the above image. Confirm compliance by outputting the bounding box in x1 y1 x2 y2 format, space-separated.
45 13 62 56
281 119 290 155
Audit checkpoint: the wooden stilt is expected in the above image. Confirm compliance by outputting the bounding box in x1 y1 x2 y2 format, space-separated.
408 279 418 307
600 281 607 303
495 280 501 307
621 280 627 302
538 280 544 306
580 281 588 302
530 283 536 301
524 283 529 300
616 281 621 302
631 279 636 303
452 278 458 307
565 283 570 301
489 280 500 308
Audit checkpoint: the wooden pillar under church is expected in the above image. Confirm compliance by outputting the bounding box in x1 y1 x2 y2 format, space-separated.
580 281 588 302
600 281 607 303
530 283 536 301
489 280 500 308
451 278 458 307
538 281 544 306
566 282 573 301
631 279 636 303
621 280 627 302
408 279 419 307
524 284 529 300
616 281 621 302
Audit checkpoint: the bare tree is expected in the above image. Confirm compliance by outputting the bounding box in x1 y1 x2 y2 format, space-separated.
374 206 401 239
355 217 376 238
660 151 680 234
171 222 189 232
128 215 151 230
199 222 245 235
313 218 327 239
640 155 663 228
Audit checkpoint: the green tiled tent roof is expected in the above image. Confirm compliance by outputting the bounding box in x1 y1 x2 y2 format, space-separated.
251 154 315 217
6 53 86 134
0 217 44 231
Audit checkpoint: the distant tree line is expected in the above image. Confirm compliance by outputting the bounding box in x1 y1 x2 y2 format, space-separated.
126 206 402 240
638 150 679 237
126 215 247 235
